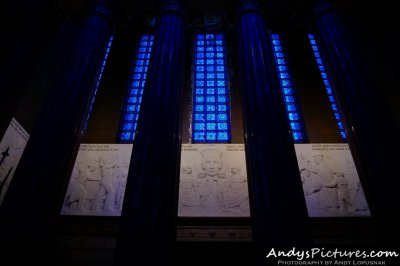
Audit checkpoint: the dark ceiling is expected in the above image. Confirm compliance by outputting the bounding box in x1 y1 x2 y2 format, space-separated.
57 0 311 25
56 0 388 32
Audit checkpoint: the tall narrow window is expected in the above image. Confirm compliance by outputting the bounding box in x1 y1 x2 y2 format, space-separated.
271 34 306 142
307 34 347 141
192 33 231 143
84 35 114 130
119 35 154 142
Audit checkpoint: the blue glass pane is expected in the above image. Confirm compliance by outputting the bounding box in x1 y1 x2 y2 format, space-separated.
123 123 133 130
287 104 297 112
195 123 205 130
207 80 215 86
288 113 299 121
196 89 204 94
119 34 154 142
277 59 286 65
283 88 293 95
217 132 228 141
206 96 215 103
125 114 134 120
278 66 288 72
207 105 215 111
206 88 215 94
206 132 217 141
291 122 301 130
218 114 227 121
194 132 205 141
192 33 231 143
341 131 347 140
218 105 227 111
280 73 290 79
272 40 281 45
196 105 204 111
195 114 205 121
285 96 295 103
207 114 216 121
281 79 291 87
218 123 228 130
217 88 226 94
120 132 131 141
206 123 216 130
196 81 204 86
217 73 225 79
195 96 204 103
217 96 226 103
293 132 303 141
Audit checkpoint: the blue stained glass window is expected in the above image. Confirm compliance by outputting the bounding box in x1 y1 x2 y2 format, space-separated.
192 33 231 143
84 35 114 130
119 35 154 142
308 33 347 142
271 34 306 142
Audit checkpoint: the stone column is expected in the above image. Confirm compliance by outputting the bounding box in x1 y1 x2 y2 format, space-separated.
114 1 185 265
309 0 400 241
235 0 311 260
0 0 64 136
0 0 114 263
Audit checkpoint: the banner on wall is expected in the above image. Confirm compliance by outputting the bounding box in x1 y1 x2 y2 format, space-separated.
294 143 370 217
0 118 30 205
178 143 250 217
61 144 132 216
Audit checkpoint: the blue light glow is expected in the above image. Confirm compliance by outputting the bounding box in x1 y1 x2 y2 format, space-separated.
84 35 114 130
119 35 154 142
192 33 231 143
271 34 305 143
307 34 347 142
271 34 306 142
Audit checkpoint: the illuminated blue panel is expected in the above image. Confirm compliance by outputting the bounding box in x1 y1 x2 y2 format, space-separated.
84 35 114 130
119 35 154 142
307 34 347 142
192 33 231 143
271 34 306 142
